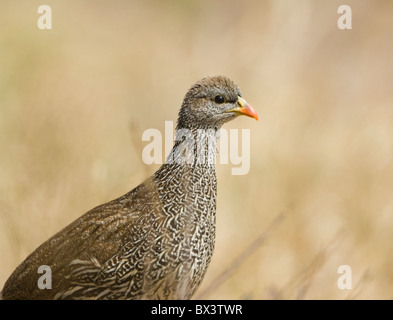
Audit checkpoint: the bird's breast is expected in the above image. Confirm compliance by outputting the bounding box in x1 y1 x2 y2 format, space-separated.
150 163 217 297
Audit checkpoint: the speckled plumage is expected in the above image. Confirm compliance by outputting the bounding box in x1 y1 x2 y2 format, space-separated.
2 76 257 300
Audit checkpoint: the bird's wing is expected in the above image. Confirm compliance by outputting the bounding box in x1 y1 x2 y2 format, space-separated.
2 177 161 300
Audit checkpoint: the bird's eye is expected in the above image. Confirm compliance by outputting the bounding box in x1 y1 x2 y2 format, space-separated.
214 95 225 104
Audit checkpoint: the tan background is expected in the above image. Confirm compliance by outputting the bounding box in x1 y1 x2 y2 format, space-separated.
1 0 392 299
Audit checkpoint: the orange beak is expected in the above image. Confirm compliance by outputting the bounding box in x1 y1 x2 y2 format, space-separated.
226 96 258 120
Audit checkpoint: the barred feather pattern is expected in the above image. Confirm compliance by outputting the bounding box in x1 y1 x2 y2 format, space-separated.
53 130 218 300
2 127 218 301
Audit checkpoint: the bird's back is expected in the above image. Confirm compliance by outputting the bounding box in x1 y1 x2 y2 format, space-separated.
2 163 217 300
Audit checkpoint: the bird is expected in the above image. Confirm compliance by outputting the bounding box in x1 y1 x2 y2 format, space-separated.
1 76 258 300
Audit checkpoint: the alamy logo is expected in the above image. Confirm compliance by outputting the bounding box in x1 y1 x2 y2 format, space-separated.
142 121 252 175
37 5 52 30
37 265 52 289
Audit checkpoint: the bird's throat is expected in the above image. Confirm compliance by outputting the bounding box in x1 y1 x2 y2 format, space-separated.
165 128 218 168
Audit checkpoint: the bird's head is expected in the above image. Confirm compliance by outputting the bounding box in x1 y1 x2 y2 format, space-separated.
177 76 258 130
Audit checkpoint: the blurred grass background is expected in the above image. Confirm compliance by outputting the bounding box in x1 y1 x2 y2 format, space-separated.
1 0 393 299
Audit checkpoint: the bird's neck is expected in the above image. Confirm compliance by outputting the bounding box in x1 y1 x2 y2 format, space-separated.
154 126 218 222
165 127 219 168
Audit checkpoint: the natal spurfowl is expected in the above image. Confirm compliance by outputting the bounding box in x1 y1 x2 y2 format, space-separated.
1 76 258 300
